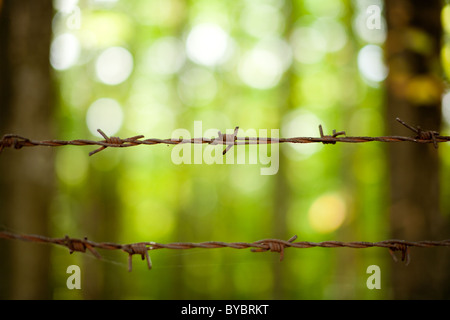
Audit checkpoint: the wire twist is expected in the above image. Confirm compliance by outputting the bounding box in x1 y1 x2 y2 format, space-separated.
1 231 449 271
1 118 448 156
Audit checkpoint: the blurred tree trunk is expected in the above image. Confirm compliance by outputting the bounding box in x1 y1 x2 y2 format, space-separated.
385 0 450 298
0 0 54 299
271 2 293 300
81 170 122 299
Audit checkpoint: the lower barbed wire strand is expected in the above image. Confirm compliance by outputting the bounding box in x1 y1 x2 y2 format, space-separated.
1 231 449 271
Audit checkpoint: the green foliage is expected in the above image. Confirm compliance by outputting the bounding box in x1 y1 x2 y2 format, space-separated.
50 0 406 299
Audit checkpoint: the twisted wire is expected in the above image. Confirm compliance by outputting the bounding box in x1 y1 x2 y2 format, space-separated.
1 118 448 156
1 231 449 271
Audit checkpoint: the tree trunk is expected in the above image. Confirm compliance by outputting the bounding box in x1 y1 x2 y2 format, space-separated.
0 0 54 299
385 0 450 299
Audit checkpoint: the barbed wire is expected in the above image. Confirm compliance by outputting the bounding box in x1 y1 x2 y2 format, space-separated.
1 118 449 271
1 231 449 271
0 118 448 156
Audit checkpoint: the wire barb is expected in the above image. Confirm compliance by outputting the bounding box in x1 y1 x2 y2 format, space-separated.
89 129 145 156
388 243 411 266
122 243 152 272
211 126 240 155
396 117 440 149
0 134 30 153
318 125 346 145
1 118 449 156
1 231 449 271
65 235 102 259
251 235 298 261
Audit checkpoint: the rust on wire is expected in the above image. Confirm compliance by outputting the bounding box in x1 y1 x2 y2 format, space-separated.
64 235 102 259
89 129 145 156
122 243 152 272
388 242 411 266
318 125 346 145
210 126 240 155
1 118 449 156
251 235 298 261
1 231 449 271
395 117 440 149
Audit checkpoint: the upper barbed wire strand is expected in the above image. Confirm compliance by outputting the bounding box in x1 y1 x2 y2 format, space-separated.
1 118 449 156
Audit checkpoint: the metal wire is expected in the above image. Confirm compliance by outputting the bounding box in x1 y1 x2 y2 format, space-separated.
1 117 448 270
0 118 448 156
1 231 449 271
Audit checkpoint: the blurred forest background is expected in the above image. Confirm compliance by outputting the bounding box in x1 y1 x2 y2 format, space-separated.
0 0 449 299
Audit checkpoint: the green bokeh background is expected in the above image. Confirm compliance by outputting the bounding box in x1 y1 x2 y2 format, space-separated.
42 0 450 299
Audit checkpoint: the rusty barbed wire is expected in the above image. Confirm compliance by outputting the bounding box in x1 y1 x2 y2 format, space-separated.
1 118 449 156
1 231 449 271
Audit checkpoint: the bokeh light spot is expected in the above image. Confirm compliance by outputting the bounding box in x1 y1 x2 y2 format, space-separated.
281 110 323 160
240 3 284 38
308 193 347 233
186 23 231 67
53 0 79 13
238 48 283 90
357 44 388 84
95 46 134 85
290 27 326 64
312 18 348 53
352 1 386 44
50 33 81 71
442 91 450 127
144 37 186 75
86 98 124 137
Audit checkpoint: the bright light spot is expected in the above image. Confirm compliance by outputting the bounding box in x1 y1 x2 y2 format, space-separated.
352 3 386 44
281 110 323 160
442 92 450 126
442 44 450 79
442 5 450 34
256 37 293 72
177 67 218 106
290 20 346 65
308 193 347 233
82 12 133 47
95 46 134 85
238 48 283 90
186 23 231 67
290 27 326 64
144 37 185 75
240 3 284 38
53 0 78 13
357 44 388 83
50 33 80 71
86 98 124 137
313 18 348 53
